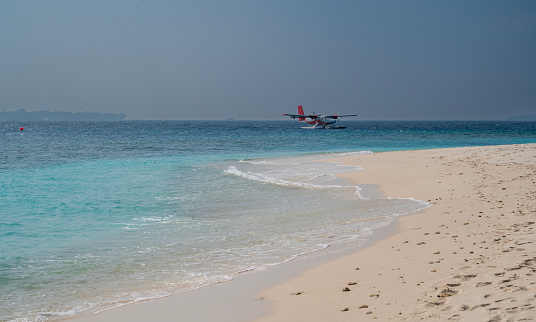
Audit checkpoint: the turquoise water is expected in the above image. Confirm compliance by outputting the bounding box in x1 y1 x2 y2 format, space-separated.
1 120 535 321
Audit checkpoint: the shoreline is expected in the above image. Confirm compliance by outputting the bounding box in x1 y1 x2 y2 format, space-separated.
70 180 401 322
72 144 536 321
70 219 399 322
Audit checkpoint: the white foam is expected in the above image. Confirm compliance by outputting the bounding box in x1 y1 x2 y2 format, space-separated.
330 150 374 156
224 165 360 193
237 160 275 165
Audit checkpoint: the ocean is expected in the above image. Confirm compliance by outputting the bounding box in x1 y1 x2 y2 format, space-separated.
1 120 535 321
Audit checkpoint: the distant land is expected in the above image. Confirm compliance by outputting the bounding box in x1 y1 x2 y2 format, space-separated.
0 109 127 121
505 115 536 121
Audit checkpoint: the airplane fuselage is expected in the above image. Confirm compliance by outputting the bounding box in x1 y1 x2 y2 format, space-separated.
303 116 337 126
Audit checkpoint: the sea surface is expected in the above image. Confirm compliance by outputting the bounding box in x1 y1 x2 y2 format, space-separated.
1 120 535 321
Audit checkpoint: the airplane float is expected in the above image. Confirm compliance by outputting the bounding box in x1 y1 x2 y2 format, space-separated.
283 105 357 129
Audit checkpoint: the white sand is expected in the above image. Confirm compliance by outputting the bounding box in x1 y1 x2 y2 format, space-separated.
257 144 536 321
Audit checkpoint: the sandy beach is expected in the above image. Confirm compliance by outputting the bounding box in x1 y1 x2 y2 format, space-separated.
74 144 536 321
258 143 536 321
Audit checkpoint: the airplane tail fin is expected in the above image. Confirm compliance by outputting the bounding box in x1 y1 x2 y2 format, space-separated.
298 105 305 121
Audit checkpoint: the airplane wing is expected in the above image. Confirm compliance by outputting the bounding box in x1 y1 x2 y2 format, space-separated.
324 114 357 119
283 114 318 119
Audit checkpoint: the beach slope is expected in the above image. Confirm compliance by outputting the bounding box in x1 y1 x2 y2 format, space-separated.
257 144 536 321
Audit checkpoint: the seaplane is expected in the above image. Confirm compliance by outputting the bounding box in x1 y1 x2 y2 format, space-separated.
283 105 357 129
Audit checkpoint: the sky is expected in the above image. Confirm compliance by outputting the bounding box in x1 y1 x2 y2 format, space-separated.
1 1 535 120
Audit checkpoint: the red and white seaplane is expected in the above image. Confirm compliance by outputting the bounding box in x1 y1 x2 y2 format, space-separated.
283 105 357 129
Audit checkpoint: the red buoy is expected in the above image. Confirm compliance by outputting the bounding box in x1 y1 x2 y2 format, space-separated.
20 127 24 131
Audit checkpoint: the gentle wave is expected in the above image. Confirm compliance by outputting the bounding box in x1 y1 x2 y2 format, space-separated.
224 165 362 194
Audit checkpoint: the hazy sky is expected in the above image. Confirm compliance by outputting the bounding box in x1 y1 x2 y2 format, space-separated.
1 1 535 120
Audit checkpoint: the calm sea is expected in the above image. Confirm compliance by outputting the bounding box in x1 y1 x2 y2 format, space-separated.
1 120 535 321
